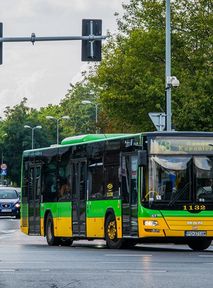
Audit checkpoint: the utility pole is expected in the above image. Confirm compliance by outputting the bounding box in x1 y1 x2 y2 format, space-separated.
165 0 172 131
149 1 179 132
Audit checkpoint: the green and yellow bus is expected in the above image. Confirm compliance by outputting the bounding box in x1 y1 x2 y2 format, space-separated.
21 132 213 250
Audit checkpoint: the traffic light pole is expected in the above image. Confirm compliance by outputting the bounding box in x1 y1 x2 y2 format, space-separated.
0 20 107 64
1 34 106 43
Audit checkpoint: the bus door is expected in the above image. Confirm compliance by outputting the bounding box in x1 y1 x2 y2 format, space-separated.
28 163 42 235
71 159 87 237
121 153 138 237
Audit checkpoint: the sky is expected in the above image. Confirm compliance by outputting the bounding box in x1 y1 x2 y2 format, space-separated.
0 0 128 117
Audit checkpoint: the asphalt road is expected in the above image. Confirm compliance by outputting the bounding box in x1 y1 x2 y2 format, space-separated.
0 218 213 288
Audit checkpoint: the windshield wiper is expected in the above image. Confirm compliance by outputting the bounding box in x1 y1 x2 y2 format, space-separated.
168 183 190 207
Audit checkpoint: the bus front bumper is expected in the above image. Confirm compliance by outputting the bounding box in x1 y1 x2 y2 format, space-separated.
138 217 213 238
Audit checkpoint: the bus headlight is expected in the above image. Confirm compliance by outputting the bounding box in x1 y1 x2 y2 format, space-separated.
144 220 159 226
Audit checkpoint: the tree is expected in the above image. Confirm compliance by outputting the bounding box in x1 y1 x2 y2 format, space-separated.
1 99 55 185
60 82 105 135
90 0 213 132
1 98 33 185
38 104 66 145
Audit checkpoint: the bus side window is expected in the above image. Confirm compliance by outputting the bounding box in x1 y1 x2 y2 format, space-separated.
88 163 104 199
121 156 130 203
80 162 87 201
105 165 120 198
43 166 57 201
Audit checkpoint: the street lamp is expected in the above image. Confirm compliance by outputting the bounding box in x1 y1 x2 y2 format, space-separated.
46 115 70 145
0 133 7 185
24 125 42 149
81 100 98 133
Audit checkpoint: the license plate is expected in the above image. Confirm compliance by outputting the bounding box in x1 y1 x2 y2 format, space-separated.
1 209 12 212
185 231 206 237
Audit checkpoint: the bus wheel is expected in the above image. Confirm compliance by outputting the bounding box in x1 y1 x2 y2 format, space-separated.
46 214 59 246
187 238 212 251
105 214 123 249
59 238 73 246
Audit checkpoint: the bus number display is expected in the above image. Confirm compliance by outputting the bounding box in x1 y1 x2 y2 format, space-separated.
183 204 206 211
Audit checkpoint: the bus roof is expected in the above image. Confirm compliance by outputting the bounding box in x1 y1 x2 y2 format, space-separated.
61 133 141 146
23 131 213 155
144 131 213 137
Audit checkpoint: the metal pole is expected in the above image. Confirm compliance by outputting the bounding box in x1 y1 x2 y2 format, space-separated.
95 104 98 134
0 152 3 185
89 21 94 59
56 119 59 145
0 35 107 43
166 0 172 131
95 104 98 123
32 128 34 149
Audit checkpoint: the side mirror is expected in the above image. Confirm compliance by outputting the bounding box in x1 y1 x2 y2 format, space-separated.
138 150 147 167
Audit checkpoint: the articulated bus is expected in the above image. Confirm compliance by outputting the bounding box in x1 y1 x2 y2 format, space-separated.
21 132 213 250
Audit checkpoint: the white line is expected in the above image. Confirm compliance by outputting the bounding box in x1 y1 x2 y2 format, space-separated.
0 269 15 272
110 269 166 273
101 261 151 264
104 254 152 257
40 269 50 272
1 261 47 264
199 255 213 257
1 229 17 234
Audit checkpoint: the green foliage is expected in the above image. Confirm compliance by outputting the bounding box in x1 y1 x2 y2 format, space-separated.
0 99 60 185
93 28 165 132
90 0 213 132
38 104 68 145
60 82 101 134
0 98 36 185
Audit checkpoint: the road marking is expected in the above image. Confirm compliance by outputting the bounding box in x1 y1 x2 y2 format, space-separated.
101 261 152 264
199 255 213 258
0 269 15 272
110 269 166 273
104 254 152 257
1 229 17 234
1 261 47 264
40 269 50 272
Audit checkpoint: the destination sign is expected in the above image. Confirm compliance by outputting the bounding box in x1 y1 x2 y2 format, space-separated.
150 137 213 154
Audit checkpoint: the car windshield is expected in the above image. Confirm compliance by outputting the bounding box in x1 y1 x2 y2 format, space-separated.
0 190 18 199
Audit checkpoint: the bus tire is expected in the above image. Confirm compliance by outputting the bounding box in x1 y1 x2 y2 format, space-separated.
59 238 73 246
187 238 212 251
45 214 60 246
105 214 123 249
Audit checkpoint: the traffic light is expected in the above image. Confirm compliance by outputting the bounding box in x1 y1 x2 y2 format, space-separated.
0 23 3 65
81 19 102 62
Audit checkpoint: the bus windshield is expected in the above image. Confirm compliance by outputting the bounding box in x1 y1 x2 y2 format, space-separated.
146 156 213 204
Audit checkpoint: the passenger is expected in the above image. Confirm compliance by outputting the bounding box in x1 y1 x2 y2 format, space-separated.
59 177 71 199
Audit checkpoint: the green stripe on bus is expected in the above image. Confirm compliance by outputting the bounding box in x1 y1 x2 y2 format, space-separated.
86 199 122 218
